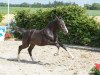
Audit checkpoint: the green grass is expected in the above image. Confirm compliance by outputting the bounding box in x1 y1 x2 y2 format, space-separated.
86 10 100 16
0 6 48 14
1 6 100 16
0 6 8 14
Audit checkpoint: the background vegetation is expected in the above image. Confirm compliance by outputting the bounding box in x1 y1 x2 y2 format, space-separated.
1 6 100 16
0 6 48 14
0 1 77 8
15 5 100 47
84 3 100 10
0 13 3 22
1 1 100 10
86 10 100 16
1 1 100 16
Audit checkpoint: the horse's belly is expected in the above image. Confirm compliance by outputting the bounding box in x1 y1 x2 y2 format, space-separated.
30 37 51 46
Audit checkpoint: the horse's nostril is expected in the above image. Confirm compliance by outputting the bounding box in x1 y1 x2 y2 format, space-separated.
64 30 68 35
64 31 67 35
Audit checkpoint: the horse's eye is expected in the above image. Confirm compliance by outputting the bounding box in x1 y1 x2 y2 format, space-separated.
59 17 60 19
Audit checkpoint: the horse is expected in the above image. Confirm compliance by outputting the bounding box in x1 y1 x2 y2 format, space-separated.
14 16 73 62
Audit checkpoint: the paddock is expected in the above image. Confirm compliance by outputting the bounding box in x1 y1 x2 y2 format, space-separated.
0 41 100 75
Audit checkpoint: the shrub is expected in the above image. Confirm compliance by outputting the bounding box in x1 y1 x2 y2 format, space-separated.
15 5 100 47
0 13 3 22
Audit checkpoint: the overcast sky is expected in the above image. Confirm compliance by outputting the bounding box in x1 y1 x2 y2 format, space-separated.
0 0 100 6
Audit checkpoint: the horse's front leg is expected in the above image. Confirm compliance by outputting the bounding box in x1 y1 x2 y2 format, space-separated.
54 42 60 56
53 35 61 56
53 39 74 58
59 42 74 59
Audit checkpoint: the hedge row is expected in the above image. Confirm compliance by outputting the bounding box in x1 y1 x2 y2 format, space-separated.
0 13 3 22
15 5 100 47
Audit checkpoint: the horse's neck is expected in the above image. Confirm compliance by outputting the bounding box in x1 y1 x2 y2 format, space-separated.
44 27 56 36
47 22 58 34
41 26 57 42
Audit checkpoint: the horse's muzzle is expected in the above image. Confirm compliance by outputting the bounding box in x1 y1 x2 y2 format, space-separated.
64 31 68 35
63 28 68 35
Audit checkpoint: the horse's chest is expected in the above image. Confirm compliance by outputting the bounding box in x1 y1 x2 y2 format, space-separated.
41 32 55 45
46 30 54 40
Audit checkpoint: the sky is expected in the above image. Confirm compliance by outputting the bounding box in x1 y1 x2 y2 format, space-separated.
0 0 100 6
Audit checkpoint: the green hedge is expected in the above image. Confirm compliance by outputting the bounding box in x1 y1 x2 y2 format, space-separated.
0 13 3 22
15 5 100 47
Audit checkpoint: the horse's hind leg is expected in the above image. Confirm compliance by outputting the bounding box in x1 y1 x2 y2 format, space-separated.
17 44 29 62
28 44 35 61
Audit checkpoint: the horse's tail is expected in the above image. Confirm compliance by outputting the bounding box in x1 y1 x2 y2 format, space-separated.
14 26 26 34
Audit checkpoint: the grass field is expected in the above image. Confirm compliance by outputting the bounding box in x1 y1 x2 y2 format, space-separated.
1 6 100 16
0 6 48 14
0 7 8 14
86 10 100 16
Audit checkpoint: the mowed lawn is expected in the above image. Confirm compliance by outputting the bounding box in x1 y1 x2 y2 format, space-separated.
0 6 8 14
86 10 100 16
1 6 100 16
0 6 48 14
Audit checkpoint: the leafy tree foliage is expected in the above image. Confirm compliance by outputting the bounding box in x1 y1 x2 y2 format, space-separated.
84 3 100 10
0 1 77 7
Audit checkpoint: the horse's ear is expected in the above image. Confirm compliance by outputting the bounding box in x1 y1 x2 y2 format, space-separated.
55 16 59 20
58 16 62 19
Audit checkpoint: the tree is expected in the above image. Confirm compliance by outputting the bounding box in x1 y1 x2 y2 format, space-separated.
84 3 100 10
0 2 7 6
91 3 100 10
20 2 30 7
84 4 91 9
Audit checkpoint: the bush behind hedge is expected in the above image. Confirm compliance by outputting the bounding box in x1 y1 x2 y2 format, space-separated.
15 5 100 47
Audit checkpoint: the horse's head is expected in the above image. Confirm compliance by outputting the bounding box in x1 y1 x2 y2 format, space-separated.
55 16 68 35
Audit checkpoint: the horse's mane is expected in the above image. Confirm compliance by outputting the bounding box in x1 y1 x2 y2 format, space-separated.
47 19 57 28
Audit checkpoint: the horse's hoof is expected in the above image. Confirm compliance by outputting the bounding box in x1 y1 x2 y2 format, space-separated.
54 53 59 56
18 59 20 62
68 56 74 60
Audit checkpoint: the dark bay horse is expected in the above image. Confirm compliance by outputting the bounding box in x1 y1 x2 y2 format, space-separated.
15 16 73 62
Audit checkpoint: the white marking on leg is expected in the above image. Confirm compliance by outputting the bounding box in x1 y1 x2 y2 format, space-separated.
17 54 20 62
31 56 34 61
66 48 74 59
